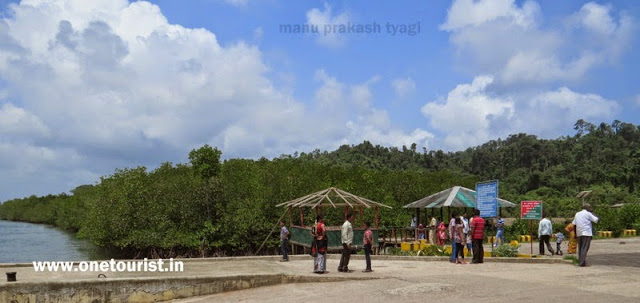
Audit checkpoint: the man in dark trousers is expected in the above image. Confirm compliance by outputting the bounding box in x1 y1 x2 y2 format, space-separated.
470 209 485 264
538 213 555 256
573 204 599 267
338 212 354 272
362 222 373 272
279 220 289 262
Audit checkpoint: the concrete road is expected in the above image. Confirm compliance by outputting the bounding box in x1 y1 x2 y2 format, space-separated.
173 237 640 303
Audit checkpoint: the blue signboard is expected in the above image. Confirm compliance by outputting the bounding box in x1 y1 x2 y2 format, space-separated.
476 180 498 218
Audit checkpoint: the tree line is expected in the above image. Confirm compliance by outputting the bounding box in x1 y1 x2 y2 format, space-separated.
1 119 640 257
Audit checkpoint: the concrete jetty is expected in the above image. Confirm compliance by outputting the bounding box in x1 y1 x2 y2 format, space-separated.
1 238 639 302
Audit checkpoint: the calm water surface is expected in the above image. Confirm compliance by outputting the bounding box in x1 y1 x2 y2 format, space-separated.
0 220 113 263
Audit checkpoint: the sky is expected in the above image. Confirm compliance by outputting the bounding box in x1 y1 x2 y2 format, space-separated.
0 0 639 201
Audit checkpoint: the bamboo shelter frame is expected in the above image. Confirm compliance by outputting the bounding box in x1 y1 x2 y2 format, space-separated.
275 187 392 228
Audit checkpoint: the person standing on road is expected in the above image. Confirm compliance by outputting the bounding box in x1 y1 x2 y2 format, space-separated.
461 213 471 257
449 212 458 263
362 222 373 272
437 220 447 245
564 221 577 254
573 204 599 267
338 212 354 272
494 216 505 246
313 215 327 274
454 217 467 264
538 214 555 256
470 209 485 264
467 214 474 257
555 230 565 256
429 216 437 245
279 221 289 262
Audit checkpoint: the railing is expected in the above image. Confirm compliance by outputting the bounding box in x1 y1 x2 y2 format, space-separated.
378 226 434 245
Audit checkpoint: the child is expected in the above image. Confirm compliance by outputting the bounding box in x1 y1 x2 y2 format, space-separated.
437 221 447 245
555 230 565 256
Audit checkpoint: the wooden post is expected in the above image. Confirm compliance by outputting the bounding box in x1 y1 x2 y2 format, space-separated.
416 208 420 227
375 205 379 229
360 205 364 227
299 207 304 227
289 206 293 226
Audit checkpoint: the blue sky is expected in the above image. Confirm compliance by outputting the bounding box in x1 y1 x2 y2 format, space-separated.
0 0 639 201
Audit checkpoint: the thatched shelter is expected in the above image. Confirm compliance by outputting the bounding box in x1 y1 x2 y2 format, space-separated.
276 187 392 251
403 186 517 209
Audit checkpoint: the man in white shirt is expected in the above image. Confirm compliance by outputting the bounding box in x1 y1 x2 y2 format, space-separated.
338 213 354 272
429 216 437 245
460 213 471 257
572 204 599 267
538 214 555 255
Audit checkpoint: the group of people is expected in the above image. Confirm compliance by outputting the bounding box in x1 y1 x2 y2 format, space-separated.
445 209 487 264
424 209 488 264
537 203 599 267
280 203 599 270
289 213 374 274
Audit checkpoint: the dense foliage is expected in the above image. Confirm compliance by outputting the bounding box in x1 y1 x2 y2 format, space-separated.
2 120 640 257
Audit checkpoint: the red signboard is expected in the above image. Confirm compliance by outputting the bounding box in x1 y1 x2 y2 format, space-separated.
521 201 542 220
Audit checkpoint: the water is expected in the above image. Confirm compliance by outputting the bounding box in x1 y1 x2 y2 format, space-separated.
0 220 112 263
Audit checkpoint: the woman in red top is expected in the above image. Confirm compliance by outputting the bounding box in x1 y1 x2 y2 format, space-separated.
437 221 447 245
313 215 327 273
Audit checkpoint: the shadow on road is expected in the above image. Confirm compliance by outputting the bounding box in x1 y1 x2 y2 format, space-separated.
590 253 640 267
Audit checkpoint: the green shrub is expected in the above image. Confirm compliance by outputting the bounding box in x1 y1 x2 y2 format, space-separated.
492 244 519 257
417 245 449 256
506 218 531 241
386 247 415 256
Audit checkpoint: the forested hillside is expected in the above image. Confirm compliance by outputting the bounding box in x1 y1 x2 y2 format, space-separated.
1 119 640 257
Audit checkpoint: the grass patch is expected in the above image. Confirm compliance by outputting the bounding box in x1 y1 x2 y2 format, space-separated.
563 255 579 265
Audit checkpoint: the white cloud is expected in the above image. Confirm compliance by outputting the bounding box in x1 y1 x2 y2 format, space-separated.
392 77 416 99
421 76 619 150
421 76 514 149
306 3 350 48
0 0 429 200
312 69 433 150
0 103 51 139
441 0 635 85
440 0 540 31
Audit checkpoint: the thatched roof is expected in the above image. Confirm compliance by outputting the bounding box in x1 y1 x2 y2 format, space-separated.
276 187 392 209
403 186 516 209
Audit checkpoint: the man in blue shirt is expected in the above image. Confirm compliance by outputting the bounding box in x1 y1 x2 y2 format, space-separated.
494 215 505 247
280 221 289 262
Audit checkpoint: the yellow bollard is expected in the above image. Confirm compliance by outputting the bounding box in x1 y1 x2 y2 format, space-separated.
400 242 411 251
519 235 531 242
412 241 421 251
510 240 519 247
487 236 496 244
